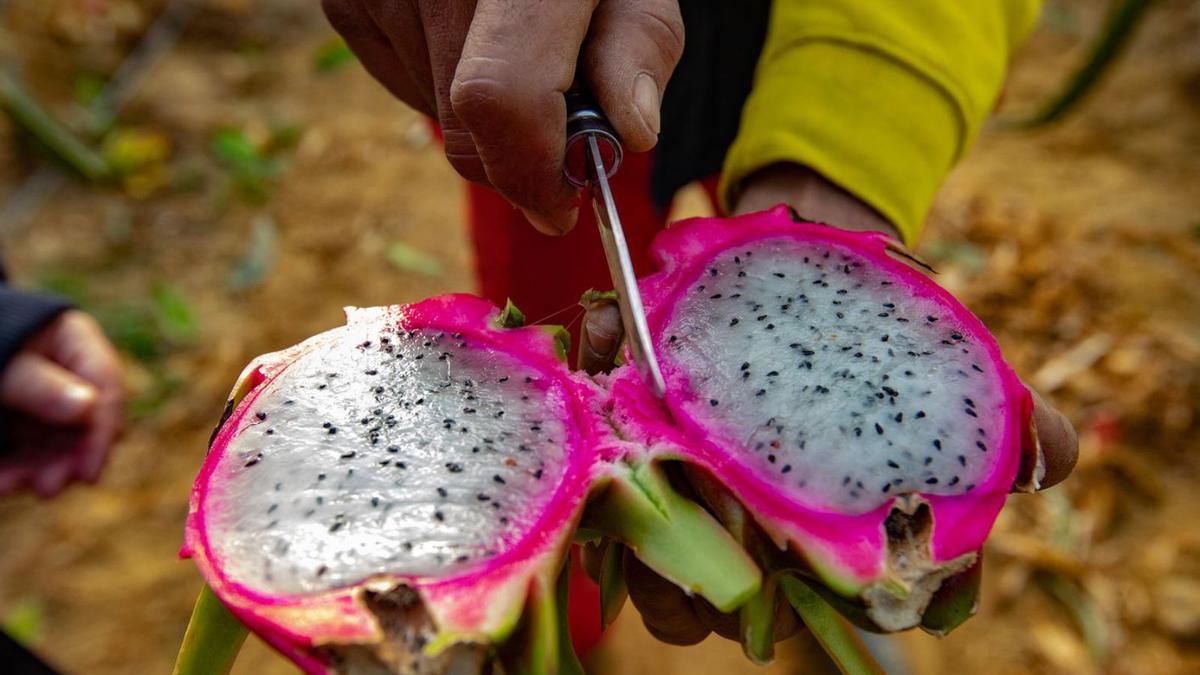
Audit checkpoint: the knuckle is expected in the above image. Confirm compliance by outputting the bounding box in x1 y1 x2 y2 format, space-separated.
449 62 520 124
631 2 685 65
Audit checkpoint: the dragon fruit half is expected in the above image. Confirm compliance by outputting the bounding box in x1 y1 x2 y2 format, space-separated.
177 295 758 674
176 207 1035 673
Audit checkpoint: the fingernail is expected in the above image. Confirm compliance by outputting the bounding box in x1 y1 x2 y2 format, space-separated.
522 206 577 236
59 382 97 418
584 317 619 360
633 73 661 136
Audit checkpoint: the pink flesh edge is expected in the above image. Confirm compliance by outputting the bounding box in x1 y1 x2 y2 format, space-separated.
183 295 603 664
613 206 1025 591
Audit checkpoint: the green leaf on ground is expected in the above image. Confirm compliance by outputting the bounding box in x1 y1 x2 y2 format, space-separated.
313 37 357 73
386 242 444 277
2 598 45 644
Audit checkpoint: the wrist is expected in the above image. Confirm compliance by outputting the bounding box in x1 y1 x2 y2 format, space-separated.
731 164 902 242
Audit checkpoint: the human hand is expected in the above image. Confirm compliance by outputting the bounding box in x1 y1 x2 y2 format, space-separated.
577 165 1079 644
0 310 124 497
322 0 684 235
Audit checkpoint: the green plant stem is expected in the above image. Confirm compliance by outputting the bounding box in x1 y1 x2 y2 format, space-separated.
173 585 248 675
780 576 884 675
1005 0 1155 128
0 70 110 181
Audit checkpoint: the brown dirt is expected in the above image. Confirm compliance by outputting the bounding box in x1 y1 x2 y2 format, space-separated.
0 1 1197 673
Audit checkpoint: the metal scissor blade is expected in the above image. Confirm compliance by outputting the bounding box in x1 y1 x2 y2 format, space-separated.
586 135 666 398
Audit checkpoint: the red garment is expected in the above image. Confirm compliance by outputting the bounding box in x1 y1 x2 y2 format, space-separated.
459 147 717 656
465 150 717 350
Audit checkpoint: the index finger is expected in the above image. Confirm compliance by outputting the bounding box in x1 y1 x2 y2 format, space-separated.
449 0 597 234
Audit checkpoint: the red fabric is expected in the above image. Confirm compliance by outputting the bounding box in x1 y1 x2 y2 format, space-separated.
450 128 718 656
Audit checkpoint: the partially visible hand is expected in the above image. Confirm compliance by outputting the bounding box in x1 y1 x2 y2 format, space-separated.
323 0 684 235
0 310 124 497
578 164 1079 645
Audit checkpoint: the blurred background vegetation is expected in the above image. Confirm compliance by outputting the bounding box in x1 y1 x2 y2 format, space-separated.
0 0 1197 673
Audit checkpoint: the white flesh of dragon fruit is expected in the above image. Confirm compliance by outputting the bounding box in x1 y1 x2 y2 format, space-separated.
208 326 569 594
608 207 1028 630
663 238 1002 514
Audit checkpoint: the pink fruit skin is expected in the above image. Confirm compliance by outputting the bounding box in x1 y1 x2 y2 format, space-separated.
181 295 606 673
607 206 1028 593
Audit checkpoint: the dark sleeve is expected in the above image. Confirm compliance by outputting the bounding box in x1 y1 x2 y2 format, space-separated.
0 259 73 370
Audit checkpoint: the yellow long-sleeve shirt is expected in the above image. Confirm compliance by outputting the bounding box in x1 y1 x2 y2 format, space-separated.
721 1 1041 245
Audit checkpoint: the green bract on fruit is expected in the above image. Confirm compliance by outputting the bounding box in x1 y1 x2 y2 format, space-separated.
177 207 1036 674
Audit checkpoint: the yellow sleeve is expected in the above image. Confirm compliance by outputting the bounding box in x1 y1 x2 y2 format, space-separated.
720 1 1041 244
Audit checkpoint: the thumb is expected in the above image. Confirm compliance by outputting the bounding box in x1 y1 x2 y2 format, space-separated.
578 300 624 375
581 0 685 153
0 352 98 425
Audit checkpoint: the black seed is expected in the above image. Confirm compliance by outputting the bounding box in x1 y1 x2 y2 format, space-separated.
318 473 327 480
446 463 463 473
256 412 267 421
365 369 378 375
882 386 899 397
767 454 776 463
340 451 355 459
782 465 792 474
396 462 407 469
916 410 926 418
965 408 978 418
933 439 943 450
437 487 447 497
976 441 988 452
741 362 750 371
766 323 775 330
924 457 933 466
773 272 785 278
756 389 766 397
729 318 740 326
894 413 904 423
887 460 900 469
951 332 963 341
387 446 400 453
493 475 506 485
316 565 328 577
265 429 274 435
949 476 960 486
710 399 719 407
957 455 967 466
882 483 892 493
842 476 851 486
434 511 444 522
875 423 885 435
854 427 862 437
926 477 939 485
244 457 260 468
322 422 332 428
